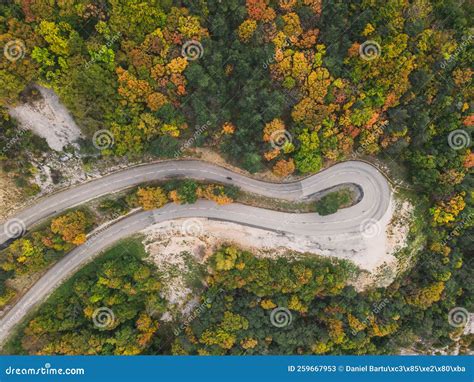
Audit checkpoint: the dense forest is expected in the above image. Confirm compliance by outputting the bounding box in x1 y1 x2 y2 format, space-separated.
5 240 472 355
0 0 472 355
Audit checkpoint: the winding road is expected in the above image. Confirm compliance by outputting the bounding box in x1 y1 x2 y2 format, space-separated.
0 159 392 346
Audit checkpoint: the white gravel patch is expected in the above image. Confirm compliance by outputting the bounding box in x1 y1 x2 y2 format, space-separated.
9 85 83 151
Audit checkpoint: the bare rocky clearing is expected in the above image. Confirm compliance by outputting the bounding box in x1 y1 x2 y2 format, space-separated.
9 86 83 152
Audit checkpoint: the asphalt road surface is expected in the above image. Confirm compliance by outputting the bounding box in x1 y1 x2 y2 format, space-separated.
0 160 391 346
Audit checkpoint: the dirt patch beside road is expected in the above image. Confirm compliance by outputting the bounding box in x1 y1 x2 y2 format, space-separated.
0 172 22 221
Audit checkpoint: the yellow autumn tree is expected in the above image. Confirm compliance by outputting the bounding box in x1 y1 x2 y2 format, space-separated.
136 187 168 210
347 313 366 333
430 192 466 226
263 118 286 142
214 246 239 271
197 185 233 205
282 12 302 38
241 338 258 349
260 299 277 309
406 281 445 308
166 57 188 74
327 318 345 344
238 19 257 42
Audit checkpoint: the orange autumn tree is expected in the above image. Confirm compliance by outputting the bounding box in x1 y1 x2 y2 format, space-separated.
50 211 89 246
272 158 295 177
246 0 276 22
146 92 169 112
264 148 280 161
136 187 169 210
222 122 236 135
463 151 474 168
279 0 297 11
168 189 181 204
304 0 322 14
